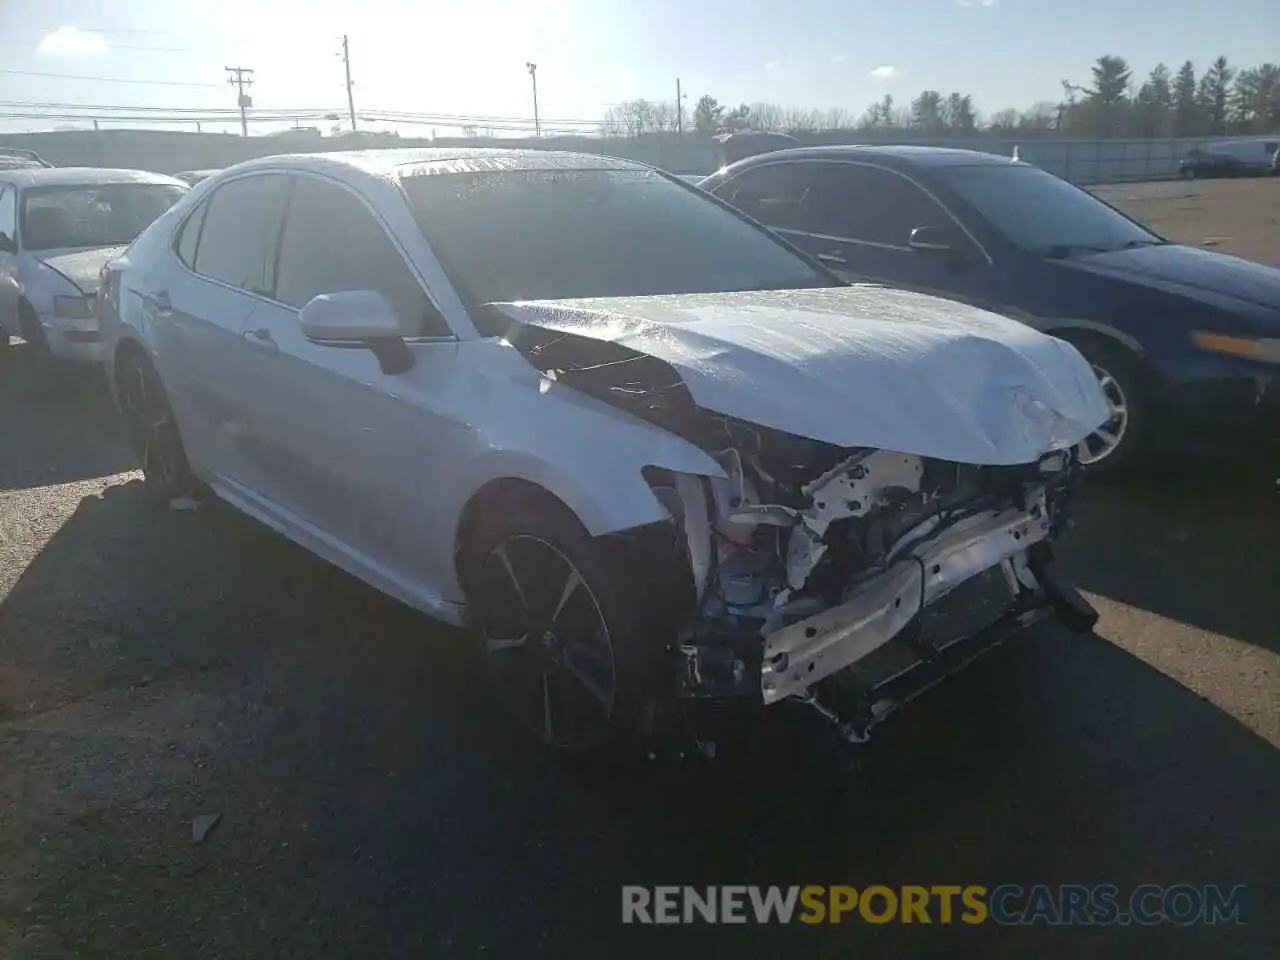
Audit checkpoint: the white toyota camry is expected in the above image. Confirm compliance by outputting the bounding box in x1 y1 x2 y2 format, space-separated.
98 148 1111 758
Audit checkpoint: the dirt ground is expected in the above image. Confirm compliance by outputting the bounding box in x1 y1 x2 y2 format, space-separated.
0 179 1277 959
1091 177 1280 265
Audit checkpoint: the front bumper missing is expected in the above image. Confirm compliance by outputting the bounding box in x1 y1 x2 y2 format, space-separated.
676 499 1099 726
760 504 1054 704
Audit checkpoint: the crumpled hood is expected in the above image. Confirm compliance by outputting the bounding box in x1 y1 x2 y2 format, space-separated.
34 246 127 294
491 285 1112 466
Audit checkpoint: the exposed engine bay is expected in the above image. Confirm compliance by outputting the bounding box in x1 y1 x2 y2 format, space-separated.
510 320 1101 746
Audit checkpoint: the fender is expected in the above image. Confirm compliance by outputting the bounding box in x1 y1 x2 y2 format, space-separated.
1039 317 1146 356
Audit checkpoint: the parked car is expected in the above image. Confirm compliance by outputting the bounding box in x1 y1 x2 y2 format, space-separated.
702 145 1280 475
99 148 1107 758
714 130 801 167
0 147 53 171
175 169 220 186
1179 140 1280 178
0 167 188 362
1178 149 1249 178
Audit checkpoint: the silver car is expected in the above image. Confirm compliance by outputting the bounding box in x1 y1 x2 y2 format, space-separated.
98 148 1108 760
0 167 188 361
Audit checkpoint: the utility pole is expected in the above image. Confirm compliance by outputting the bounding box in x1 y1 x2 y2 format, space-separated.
525 62 540 137
341 35 357 133
225 65 254 137
676 77 684 135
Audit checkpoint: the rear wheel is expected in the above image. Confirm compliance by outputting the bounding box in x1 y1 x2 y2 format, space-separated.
116 348 196 497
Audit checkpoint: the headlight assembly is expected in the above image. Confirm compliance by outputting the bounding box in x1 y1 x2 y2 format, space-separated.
53 295 95 320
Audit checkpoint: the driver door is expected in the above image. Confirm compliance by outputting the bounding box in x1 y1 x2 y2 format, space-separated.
229 172 472 589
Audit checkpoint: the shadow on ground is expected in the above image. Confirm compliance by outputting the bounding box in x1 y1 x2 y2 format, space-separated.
0 344 136 490
1060 455 1280 653
1 466 1277 957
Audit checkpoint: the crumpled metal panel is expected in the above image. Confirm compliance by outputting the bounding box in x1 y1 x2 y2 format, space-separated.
489 286 1113 466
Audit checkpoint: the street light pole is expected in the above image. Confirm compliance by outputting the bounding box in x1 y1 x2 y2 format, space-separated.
525 61 540 137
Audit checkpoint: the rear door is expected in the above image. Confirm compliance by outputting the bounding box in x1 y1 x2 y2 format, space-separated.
154 172 290 483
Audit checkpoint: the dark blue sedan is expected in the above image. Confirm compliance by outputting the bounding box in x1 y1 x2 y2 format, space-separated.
700 146 1280 475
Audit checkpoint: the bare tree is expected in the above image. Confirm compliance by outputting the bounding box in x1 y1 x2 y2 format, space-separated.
781 105 821 133
823 106 851 130
747 102 785 131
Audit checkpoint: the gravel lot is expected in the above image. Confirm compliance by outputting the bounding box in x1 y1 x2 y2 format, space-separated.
1 178 1277 959
1091 177 1280 265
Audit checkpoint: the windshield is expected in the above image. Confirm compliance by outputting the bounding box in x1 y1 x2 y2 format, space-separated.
20 183 188 252
400 168 832 304
936 164 1160 256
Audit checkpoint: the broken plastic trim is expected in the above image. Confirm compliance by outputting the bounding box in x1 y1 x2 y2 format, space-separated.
760 496 1052 704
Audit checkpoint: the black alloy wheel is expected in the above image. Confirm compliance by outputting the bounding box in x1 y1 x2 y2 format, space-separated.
117 352 194 496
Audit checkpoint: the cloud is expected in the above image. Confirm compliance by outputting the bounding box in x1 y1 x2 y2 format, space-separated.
36 26 109 57
869 65 898 79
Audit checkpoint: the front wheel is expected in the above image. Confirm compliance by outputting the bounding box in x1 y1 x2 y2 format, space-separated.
461 490 670 755
1069 339 1148 479
116 349 196 498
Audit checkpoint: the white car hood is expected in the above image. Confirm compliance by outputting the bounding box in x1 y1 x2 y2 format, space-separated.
32 246 127 294
491 285 1112 466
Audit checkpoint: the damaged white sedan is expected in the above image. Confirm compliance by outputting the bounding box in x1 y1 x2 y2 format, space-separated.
99 148 1110 756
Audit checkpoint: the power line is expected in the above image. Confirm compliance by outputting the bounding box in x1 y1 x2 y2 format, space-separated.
0 99 603 128
0 39 191 52
0 68 221 88
0 100 342 116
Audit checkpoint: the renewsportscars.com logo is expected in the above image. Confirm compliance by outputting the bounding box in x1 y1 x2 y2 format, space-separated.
621 884 1248 926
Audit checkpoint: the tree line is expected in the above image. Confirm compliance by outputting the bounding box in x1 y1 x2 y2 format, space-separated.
599 56 1280 139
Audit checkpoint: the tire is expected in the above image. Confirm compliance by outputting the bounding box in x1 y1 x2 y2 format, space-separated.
18 302 51 364
459 487 675 757
1065 337 1148 480
115 348 197 498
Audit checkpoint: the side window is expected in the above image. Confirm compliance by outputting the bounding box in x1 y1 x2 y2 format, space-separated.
0 187 15 243
716 164 812 232
274 176 443 337
193 174 288 293
174 200 207 269
805 165 952 247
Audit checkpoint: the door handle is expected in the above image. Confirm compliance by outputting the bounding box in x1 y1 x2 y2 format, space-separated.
147 290 172 317
242 327 279 354
816 251 847 266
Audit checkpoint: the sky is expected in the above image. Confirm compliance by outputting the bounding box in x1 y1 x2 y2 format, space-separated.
0 0 1276 135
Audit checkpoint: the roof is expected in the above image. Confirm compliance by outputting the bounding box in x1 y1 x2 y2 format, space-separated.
230 147 652 180
0 166 189 189
740 144 1023 168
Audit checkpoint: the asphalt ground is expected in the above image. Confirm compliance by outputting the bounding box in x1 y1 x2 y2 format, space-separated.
0 177 1277 958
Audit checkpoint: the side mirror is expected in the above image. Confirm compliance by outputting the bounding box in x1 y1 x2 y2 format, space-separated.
908 225 958 254
0 233 15 254
299 290 415 375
